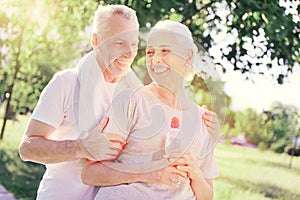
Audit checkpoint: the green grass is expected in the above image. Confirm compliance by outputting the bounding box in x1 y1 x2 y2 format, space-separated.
1 115 300 200
214 144 300 200
0 115 28 149
0 115 45 200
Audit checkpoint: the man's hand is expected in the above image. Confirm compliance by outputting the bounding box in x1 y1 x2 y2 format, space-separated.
80 118 126 161
202 105 220 139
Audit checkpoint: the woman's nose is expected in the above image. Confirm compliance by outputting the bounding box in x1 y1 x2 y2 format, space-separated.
152 52 162 63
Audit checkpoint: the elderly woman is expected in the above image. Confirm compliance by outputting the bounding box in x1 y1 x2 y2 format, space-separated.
82 20 219 200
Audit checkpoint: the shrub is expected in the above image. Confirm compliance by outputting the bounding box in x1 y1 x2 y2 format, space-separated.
270 140 287 154
287 148 300 157
258 142 268 151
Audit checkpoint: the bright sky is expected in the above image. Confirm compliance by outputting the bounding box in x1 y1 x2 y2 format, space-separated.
206 0 300 113
223 64 300 112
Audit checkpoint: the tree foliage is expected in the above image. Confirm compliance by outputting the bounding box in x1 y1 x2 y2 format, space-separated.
225 0 299 84
233 108 264 144
190 75 229 123
0 0 98 109
0 0 98 138
262 102 297 148
107 0 300 83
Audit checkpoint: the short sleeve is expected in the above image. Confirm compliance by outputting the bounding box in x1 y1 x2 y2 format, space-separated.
102 89 138 139
31 73 65 128
199 149 219 179
196 106 219 179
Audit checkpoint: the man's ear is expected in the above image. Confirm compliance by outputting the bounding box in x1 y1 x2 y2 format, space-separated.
91 33 99 49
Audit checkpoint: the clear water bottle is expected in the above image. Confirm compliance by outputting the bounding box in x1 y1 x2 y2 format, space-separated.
165 117 183 158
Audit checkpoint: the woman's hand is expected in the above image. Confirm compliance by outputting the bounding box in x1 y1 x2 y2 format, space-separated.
169 151 203 180
145 165 188 188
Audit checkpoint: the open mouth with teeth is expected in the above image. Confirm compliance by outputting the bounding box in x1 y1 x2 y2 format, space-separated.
117 59 130 65
114 59 131 71
151 65 170 75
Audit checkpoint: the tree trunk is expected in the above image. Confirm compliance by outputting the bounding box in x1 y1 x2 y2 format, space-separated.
0 26 23 140
0 85 14 139
267 134 275 150
0 67 19 139
288 135 298 169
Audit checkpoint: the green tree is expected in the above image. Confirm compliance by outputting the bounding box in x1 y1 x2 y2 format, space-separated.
233 108 265 144
190 75 230 132
0 0 98 139
262 102 298 149
114 0 299 83
287 110 300 169
223 109 235 138
225 0 299 84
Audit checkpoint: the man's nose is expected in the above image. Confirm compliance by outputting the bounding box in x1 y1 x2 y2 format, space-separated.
122 44 135 59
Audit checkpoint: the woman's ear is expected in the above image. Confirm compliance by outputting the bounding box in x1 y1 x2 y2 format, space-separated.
91 33 99 49
184 49 194 68
184 49 196 80
186 49 194 63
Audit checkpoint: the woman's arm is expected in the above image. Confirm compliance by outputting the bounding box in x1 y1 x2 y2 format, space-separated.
171 152 214 200
190 177 213 200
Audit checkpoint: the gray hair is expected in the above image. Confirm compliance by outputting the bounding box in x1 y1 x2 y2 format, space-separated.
151 20 218 80
92 5 139 38
151 20 199 74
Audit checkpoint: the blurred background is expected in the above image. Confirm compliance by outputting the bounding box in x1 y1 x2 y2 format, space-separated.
0 0 299 199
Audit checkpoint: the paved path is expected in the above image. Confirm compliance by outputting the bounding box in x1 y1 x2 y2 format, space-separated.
0 184 16 200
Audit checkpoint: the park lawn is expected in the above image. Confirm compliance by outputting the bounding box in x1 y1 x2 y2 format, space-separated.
1 115 300 200
214 144 300 200
0 115 45 200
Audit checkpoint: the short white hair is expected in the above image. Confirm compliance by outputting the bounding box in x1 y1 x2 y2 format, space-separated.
153 20 198 51
150 20 199 73
92 5 139 38
150 20 218 81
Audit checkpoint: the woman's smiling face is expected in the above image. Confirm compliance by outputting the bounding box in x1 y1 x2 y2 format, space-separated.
146 29 191 89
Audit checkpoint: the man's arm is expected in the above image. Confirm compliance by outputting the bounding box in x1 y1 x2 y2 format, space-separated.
81 160 188 188
19 119 125 164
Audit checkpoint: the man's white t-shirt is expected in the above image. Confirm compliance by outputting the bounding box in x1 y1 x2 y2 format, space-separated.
31 51 142 200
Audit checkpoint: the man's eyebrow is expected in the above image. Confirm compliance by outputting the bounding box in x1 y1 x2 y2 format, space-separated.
159 45 170 48
113 37 124 41
113 37 139 42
